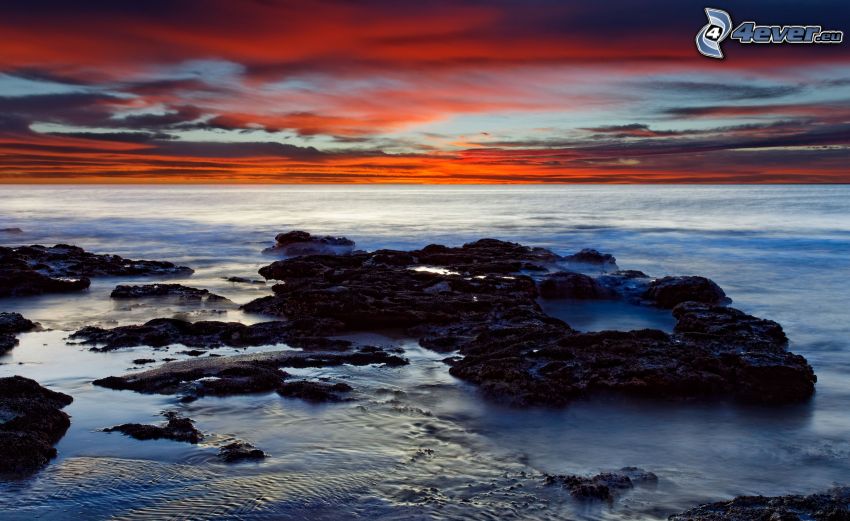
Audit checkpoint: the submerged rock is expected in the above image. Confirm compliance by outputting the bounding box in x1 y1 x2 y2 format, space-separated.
669 486 850 520
544 468 656 500
0 376 73 475
104 412 203 443
0 312 38 354
264 230 355 257
277 380 353 402
563 248 617 267
224 276 265 284
644 276 728 308
218 441 266 462
0 227 23 234
93 348 406 400
110 284 231 303
0 244 192 297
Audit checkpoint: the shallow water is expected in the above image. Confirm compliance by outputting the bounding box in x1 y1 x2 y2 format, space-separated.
1 185 849 520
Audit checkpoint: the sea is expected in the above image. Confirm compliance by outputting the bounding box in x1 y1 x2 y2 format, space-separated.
1 184 849 520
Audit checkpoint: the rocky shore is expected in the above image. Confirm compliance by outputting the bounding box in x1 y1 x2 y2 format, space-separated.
0 376 73 475
240 234 815 406
0 244 192 297
0 231 834 517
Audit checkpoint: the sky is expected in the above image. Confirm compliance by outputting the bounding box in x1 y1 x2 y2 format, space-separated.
0 0 848 183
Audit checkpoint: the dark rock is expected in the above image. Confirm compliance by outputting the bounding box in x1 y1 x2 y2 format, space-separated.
0 244 192 297
448 307 814 406
277 380 353 402
93 348 406 399
539 271 617 300
104 412 202 443
0 312 37 334
0 227 23 234
673 302 787 346
224 276 265 284
70 318 338 351
0 312 38 354
244 236 814 407
595 270 652 301
180 349 207 357
669 487 850 520
264 230 355 257
132 358 157 365
218 441 266 462
563 248 617 267
644 276 728 308
544 471 636 500
0 376 73 475
110 284 231 303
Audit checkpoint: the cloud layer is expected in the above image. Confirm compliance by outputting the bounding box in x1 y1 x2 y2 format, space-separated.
0 0 848 182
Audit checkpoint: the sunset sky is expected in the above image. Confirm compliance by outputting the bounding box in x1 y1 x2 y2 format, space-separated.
1 0 848 183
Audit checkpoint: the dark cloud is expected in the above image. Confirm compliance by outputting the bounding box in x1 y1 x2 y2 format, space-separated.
650 81 802 100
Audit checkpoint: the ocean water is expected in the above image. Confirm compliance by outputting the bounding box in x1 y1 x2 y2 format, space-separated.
1 184 849 520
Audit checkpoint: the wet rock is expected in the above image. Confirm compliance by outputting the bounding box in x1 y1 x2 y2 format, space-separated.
673 301 787 346
544 471 634 500
70 318 337 351
448 306 815 406
0 227 23 234
0 244 192 297
538 271 617 300
224 276 265 284
218 441 266 462
0 376 73 475
277 380 353 402
244 236 814 407
644 276 728 308
104 412 202 443
0 312 38 354
180 349 207 357
93 348 406 399
0 270 91 298
247 248 542 331
110 284 231 303
669 486 850 520
264 230 355 257
563 248 617 267
132 358 157 365
0 312 37 334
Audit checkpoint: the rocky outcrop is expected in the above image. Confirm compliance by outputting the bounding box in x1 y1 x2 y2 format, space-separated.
104 412 202 443
110 284 231 303
538 271 617 299
448 304 814 406
70 317 343 351
277 380 353 402
0 312 38 354
242 237 814 407
644 276 728 308
669 487 850 520
563 248 617 267
0 244 192 297
544 467 657 500
92 348 406 401
218 441 266 462
264 231 355 257
0 376 73 475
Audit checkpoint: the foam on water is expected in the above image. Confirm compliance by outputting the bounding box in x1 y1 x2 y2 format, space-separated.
2 185 850 519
